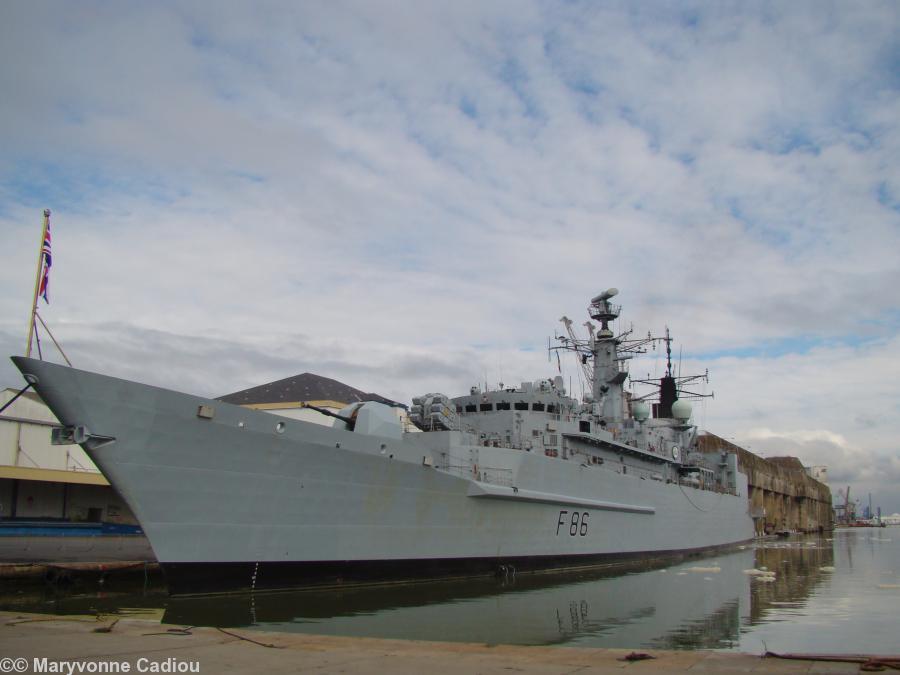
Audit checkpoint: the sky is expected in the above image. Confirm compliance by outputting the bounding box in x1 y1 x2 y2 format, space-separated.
1 1 898 514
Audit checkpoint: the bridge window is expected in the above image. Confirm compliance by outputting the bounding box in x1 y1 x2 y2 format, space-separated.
480 403 493 412
546 404 556 414
496 401 510 410
465 404 477 413
579 421 591 433
532 402 545 412
514 401 529 410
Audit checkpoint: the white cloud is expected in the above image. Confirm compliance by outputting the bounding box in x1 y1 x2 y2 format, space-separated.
1 1 899 508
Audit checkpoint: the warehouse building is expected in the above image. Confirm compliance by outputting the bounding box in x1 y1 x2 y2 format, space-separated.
0 386 139 525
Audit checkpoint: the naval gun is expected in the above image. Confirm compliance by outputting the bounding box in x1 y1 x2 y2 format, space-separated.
304 401 403 439
302 402 357 427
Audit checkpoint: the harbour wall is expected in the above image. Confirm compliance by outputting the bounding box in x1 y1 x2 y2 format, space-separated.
699 433 833 535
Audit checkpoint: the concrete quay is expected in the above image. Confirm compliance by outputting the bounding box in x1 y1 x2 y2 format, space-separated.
0 535 158 584
0 611 865 674
0 535 155 564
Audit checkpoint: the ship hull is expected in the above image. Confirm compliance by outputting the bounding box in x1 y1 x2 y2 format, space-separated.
161 542 746 595
12 357 755 595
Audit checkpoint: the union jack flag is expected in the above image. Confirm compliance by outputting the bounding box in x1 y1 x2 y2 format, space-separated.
39 219 52 303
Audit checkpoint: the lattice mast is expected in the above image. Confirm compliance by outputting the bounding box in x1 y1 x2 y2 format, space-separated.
630 326 712 418
552 289 710 427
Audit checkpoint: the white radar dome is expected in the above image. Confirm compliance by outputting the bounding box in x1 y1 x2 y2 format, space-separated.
671 399 692 422
632 401 650 421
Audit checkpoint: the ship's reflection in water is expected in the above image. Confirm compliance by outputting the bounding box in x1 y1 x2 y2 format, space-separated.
166 553 747 649
162 537 835 650
2 535 852 651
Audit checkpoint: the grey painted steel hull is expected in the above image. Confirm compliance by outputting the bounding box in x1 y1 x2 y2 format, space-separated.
13 357 755 594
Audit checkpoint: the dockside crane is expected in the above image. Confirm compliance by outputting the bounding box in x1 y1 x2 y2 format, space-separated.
559 315 594 384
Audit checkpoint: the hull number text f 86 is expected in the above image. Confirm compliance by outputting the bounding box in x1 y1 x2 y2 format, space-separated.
557 510 589 536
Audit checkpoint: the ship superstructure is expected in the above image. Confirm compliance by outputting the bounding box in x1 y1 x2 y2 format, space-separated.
411 289 732 494
12 288 754 595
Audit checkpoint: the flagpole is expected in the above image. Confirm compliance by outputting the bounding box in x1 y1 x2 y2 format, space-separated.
25 209 50 358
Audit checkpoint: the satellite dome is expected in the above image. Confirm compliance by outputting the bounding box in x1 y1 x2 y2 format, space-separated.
632 401 650 421
671 399 692 422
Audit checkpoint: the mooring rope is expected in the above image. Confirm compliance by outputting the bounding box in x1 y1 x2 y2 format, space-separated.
0 382 33 416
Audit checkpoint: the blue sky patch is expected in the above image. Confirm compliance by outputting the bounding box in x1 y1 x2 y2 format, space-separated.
876 181 899 213
691 333 876 361
2 161 189 216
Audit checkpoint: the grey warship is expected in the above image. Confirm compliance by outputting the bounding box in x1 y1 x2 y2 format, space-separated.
11 289 754 594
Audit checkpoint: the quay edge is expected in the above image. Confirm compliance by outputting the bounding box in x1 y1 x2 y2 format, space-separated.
0 610 866 674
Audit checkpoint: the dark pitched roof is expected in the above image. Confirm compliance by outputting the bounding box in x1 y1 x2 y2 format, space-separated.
216 372 402 408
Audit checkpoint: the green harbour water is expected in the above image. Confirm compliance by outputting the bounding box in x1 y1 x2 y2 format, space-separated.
2 529 897 654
